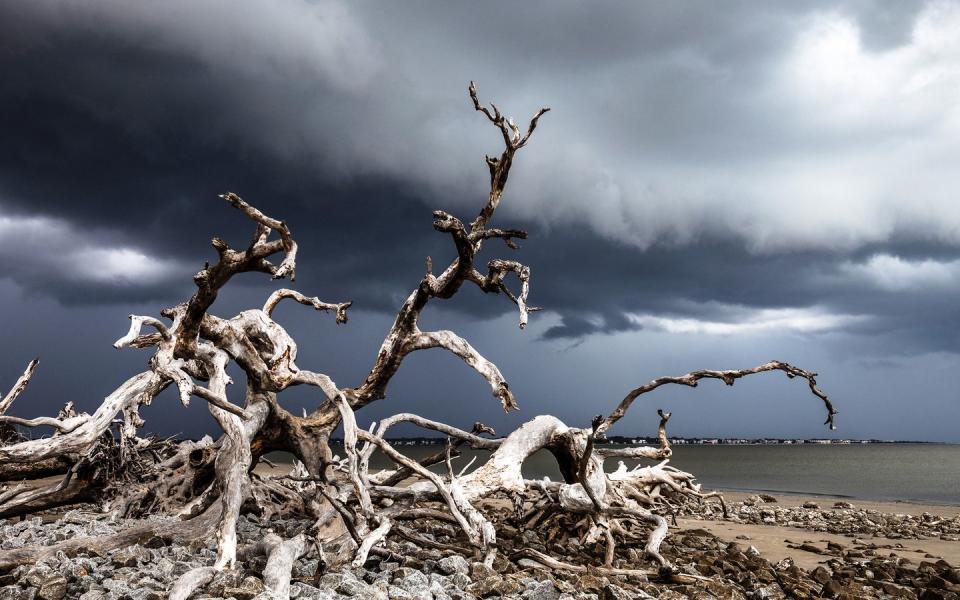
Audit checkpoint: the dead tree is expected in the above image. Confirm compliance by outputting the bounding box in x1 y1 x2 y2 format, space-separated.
0 83 837 595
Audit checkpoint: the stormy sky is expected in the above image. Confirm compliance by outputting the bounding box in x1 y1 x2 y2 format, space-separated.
1 1 958 442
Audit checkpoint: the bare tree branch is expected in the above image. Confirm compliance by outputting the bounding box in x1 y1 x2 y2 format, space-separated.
0 359 39 415
263 288 352 323
599 360 838 436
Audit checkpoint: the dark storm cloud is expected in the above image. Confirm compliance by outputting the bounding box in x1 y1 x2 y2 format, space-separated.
0 1 958 440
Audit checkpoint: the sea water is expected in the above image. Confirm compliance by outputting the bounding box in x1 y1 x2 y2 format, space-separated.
308 443 960 505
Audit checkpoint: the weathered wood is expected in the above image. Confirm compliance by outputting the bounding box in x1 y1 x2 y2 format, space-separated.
0 82 839 587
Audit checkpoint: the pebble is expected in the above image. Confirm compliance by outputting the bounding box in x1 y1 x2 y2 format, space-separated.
0 504 957 600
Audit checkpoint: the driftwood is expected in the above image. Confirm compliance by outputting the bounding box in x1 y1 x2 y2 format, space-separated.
0 83 837 597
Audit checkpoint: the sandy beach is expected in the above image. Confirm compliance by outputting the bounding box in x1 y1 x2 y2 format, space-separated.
679 491 960 570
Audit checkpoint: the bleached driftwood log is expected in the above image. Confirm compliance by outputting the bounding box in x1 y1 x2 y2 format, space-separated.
0 83 838 595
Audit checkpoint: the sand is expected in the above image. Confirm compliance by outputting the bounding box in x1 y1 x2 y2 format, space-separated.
678 491 960 570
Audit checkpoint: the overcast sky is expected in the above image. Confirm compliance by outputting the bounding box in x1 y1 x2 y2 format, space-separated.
1 1 958 442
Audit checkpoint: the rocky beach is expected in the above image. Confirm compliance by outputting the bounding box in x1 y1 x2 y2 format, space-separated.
1 489 957 600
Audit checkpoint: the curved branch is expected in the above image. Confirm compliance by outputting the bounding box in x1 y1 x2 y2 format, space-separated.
470 227 527 249
0 414 84 433
599 360 837 436
221 192 298 280
372 413 501 450
263 288 352 323
469 260 539 329
597 410 672 460
408 330 517 411
0 371 164 463
113 315 170 350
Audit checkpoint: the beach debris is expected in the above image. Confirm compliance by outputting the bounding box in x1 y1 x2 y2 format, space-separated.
688 500 960 541
0 83 841 598
0 507 956 599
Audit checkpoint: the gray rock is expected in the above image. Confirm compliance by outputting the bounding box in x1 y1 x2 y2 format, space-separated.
209 569 245 596
0 586 34 600
35 574 67 600
22 565 56 589
290 582 337 599
339 577 377 598
100 578 132 596
78 592 107 600
387 585 417 600
397 570 430 597
294 559 320 578
601 585 632 600
468 563 496 581
430 579 451 600
446 573 470 590
224 575 266 600
318 572 351 591
110 545 150 568
437 556 470 577
523 581 560 600
379 562 400 574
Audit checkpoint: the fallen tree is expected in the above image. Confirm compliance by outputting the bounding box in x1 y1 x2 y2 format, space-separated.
0 83 836 597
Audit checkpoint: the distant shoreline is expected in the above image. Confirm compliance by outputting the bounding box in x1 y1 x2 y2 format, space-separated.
324 437 954 446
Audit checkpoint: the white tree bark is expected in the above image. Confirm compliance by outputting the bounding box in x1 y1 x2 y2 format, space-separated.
0 82 841 589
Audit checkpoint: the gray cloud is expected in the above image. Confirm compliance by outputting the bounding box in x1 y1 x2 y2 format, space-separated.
0 1 958 441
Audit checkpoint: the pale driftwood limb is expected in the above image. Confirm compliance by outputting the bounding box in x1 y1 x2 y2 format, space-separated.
606 506 670 568
372 413 501 450
169 567 216 600
513 548 707 584
599 360 838 436
263 533 308 597
597 409 672 460
0 483 27 504
0 371 163 463
372 418 496 487
263 288 351 324
174 192 299 361
221 192 298 281
334 393 374 520
352 518 392 568
408 330 517 411
0 414 84 432
467 81 550 233
577 415 605 513
356 429 486 550
0 359 38 415
468 259 540 329
332 83 547 415
112 315 170 350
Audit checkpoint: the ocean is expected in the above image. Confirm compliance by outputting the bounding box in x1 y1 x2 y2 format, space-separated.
309 443 960 505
